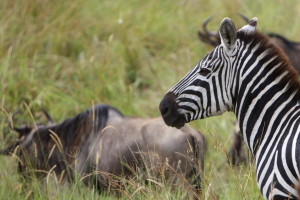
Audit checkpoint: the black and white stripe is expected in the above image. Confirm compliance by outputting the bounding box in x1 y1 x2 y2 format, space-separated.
159 17 300 200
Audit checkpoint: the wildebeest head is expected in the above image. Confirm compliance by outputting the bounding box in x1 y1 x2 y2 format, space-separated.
0 105 119 180
0 110 56 176
1 110 55 155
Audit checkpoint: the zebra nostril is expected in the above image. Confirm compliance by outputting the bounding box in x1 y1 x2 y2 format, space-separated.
159 92 178 120
160 106 169 116
159 100 172 117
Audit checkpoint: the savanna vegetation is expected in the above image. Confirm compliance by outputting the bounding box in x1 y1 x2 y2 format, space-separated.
1 0 299 199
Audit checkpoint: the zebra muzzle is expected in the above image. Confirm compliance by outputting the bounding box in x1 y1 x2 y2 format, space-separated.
159 92 186 129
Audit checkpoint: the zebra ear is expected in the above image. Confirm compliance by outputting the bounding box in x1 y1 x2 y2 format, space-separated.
239 17 257 34
219 18 237 50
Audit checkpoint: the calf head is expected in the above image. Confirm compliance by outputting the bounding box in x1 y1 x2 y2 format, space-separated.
1 110 56 176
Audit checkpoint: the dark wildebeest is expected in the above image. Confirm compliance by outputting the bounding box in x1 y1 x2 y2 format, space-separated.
198 15 300 73
227 122 250 165
1 104 205 193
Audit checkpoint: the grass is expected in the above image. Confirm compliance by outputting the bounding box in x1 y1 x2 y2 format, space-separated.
0 0 299 199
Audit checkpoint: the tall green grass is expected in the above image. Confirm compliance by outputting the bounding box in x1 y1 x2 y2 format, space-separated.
0 0 299 199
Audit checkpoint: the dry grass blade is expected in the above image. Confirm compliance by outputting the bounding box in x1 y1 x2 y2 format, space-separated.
11 145 23 166
24 190 33 200
24 103 38 131
59 170 66 184
146 178 163 187
46 165 57 185
130 186 146 197
49 130 63 154
48 144 57 160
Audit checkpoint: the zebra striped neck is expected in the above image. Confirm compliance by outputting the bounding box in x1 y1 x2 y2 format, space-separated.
228 31 300 199
233 31 300 155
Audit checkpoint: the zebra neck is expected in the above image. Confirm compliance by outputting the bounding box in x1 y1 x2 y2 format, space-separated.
234 77 300 155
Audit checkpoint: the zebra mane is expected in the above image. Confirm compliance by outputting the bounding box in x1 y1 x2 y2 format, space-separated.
237 30 300 98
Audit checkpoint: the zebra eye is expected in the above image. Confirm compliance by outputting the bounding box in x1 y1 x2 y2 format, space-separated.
199 68 211 76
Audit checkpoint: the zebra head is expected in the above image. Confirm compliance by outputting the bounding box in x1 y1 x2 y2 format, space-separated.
159 17 257 128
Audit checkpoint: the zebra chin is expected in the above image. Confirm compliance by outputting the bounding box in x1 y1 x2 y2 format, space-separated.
162 112 186 129
159 92 187 129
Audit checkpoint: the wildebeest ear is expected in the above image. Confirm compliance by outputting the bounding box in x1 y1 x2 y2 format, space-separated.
41 108 55 126
7 111 31 137
239 17 257 34
219 18 237 50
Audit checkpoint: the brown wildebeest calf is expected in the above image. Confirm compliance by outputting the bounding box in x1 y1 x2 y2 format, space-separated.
227 122 250 166
1 104 205 193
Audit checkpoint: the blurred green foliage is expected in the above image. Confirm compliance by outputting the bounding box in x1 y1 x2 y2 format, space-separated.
0 0 299 199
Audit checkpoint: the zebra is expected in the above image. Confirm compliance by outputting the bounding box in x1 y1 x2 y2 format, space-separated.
159 17 300 200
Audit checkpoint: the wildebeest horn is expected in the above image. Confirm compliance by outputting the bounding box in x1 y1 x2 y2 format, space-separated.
197 16 221 47
202 15 218 37
8 111 30 135
238 13 250 23
41 108 54 126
